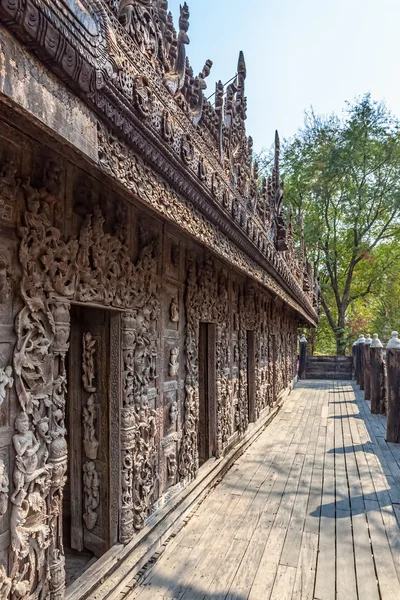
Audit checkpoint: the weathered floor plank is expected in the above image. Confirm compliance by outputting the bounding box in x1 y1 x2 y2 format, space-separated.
125 381 400 600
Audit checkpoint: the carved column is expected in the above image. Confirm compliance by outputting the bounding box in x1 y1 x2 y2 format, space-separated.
370 334 385 415
120 311 136 544
48 296 71 600
386 331 400 443
179 251 200 479
238 287 248 433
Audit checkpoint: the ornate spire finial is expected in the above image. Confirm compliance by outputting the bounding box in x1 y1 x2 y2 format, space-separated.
274 130 280 173
237 51 246 79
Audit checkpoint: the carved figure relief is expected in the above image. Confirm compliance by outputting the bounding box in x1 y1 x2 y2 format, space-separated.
0 458 9 516
167 453 177 482
0 365 13 405
83 461 100 530
82 333 97 393
82 331 99 460
11 412 49 507
83 395 99 460
0 156 20 223
170 297 179 323
169 398 178 426
162 110 174 143
169 347 179 377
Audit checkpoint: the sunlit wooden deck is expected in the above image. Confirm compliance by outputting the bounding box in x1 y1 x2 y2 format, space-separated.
126 381 400 600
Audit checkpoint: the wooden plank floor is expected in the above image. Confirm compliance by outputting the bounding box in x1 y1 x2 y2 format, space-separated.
127 381 400 600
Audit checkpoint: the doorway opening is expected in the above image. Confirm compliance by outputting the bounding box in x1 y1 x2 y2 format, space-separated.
198 323 216 466
63 305 117 586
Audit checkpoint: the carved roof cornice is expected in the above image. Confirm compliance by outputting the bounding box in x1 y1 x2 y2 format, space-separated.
0 0 318 325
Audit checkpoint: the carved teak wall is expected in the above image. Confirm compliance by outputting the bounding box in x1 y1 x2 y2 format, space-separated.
0 0 317 598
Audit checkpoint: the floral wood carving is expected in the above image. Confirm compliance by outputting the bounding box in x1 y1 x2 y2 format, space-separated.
11 174 160 596
0 365 13 406
0 458 9 516
120 306 159 542
97 125 316 325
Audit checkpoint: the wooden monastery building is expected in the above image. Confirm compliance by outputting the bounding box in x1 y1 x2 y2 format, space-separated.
0 1 318 598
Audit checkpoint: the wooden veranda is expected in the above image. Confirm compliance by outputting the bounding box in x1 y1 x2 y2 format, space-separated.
117 380 400 600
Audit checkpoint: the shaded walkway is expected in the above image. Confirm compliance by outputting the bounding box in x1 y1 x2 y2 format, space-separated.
127 381 400 600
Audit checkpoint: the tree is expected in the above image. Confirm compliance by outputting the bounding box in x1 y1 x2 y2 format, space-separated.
280 95 400 355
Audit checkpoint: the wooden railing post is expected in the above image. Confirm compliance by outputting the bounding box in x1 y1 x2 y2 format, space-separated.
386 331 400 443
364 334 372 400
352 339 358 380
370 334 385 414
298 334 307 380
357 335 365 389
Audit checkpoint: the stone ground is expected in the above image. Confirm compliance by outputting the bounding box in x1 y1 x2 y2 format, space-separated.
125 381 400 600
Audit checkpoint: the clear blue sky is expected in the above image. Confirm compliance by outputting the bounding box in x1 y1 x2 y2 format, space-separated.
168 0 399 152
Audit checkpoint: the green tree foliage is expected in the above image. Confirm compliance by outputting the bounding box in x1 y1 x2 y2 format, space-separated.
279 95 400 355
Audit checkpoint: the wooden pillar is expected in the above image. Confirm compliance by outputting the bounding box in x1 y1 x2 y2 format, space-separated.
357 335 365 389
386 331 400 443
352 340 358 380
298 334 307 380
370 334 385 415
364 334 372 400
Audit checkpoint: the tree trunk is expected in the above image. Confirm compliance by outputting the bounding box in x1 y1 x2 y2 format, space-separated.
334 308 347 356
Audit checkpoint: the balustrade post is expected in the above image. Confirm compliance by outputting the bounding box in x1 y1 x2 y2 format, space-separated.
386 331 400 443
370 334 385 414
364 334 372 400
357 334 365 388
352 339 358 380
298 334 307 380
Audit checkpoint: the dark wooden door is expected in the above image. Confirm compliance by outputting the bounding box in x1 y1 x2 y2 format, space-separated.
67 306 111 558
198 323 216 466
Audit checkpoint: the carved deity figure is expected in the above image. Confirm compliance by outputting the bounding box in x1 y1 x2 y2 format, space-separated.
0 156 20 222
169 399 178 426
35 417 51 468
167 453 177 482
11 412 48 506
0 365 13 405
170 297 179 323
169 347 179 377
83 461 100 530
83 395 99 460
0 458 9 515
82 332 97 393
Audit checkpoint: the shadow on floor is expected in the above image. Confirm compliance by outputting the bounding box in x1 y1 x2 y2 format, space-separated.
311 384 400 520
136 570 247 600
